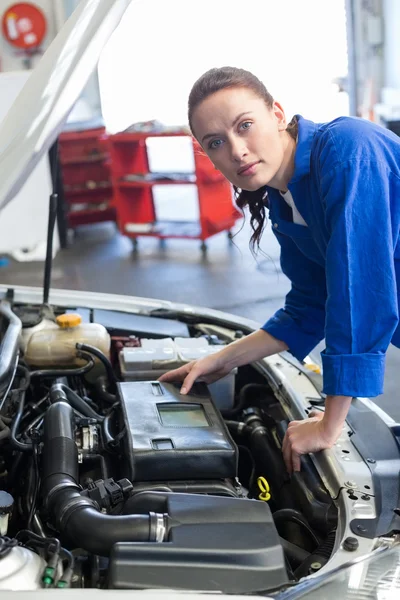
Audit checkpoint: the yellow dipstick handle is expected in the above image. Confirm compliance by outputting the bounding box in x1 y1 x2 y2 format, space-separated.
257 476 271 502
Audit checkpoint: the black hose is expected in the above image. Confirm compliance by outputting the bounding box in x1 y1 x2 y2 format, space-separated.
102 412 115 445
76 343 116 386
94 376 117 404
294 530 336 579
27 442 40 529
222 383 275 418
280 537 310 568
22 414 44 435
10 390 32 452
241 407 293 506
30 352 95 379
224 420 247 436
21 393 49 423
42 402 167 556
16 365 31 390
16 529 60 557
273 509 320 548
50 383 104 421
0 301 22 393
21 394 49 435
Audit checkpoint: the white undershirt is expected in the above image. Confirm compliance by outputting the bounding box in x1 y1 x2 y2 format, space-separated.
279 189 307 227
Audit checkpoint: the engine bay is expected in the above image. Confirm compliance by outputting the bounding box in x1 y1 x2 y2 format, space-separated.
0 295 339 593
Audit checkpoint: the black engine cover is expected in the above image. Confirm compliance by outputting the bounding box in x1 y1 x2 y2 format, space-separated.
109 492 288 593
118 381 237 481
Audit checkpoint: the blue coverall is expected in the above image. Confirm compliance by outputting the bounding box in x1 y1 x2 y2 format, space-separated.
262 115 400 397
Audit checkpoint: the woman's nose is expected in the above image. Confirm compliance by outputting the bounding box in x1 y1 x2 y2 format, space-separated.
230 138 248 162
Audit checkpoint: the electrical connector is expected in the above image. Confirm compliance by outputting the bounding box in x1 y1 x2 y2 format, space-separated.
56 567 73 588
42 566 55 587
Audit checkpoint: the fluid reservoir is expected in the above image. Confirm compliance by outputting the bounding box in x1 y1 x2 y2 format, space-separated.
20 317 58 353
24 313 111 367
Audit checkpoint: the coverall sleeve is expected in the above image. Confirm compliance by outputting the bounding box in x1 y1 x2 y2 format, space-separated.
320 159 399 397
262 230 327 361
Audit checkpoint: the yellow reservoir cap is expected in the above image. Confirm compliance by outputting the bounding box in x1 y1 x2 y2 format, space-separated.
56 314 82 329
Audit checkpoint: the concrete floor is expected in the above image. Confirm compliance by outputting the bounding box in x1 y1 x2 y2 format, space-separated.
2 218 400 421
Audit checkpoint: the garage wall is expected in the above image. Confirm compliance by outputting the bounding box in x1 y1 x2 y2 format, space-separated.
0 0 63 71
0 0 103 122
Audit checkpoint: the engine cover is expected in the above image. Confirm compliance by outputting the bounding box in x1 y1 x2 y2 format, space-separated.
109 492 288 593
118 381 237 482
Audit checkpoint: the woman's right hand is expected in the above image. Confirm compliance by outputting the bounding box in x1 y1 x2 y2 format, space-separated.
158 353 231 395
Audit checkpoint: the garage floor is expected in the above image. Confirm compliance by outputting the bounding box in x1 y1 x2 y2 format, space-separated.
2 218 400 421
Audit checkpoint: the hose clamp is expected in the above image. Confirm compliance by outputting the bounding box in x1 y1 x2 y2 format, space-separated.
249 424 269 438
149 512 167 542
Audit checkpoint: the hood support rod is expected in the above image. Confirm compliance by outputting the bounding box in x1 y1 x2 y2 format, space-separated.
43 141 60 306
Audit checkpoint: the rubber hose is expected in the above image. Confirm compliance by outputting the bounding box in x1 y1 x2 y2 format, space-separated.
222 383 275 418
273 509 320 548
50 383 104 422
76 343 116 386
102 411 116 445
10 390 32 452
294 530 336 579
42 402 165 556
280 537 310 567
30 352 95 379
95 376 117 404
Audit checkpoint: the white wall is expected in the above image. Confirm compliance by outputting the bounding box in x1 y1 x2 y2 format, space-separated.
98 0 349 133
383 0 400 89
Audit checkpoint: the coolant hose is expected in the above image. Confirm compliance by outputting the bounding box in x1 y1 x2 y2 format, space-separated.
76 343 116 387
30 352 95 379
9 366 33 452
95 376 117 404
50 383 104 421
222 383 275 418
272 509 321 548
241 408 293 507
42 401 168 556
0 301 21 391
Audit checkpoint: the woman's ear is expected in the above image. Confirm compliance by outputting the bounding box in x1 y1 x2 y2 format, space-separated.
273 101 287 132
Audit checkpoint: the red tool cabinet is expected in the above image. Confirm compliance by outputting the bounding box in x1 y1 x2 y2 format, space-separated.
108 131 242 251
58 127 116 228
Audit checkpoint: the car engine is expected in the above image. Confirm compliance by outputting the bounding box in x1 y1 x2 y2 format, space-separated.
0 297 338 593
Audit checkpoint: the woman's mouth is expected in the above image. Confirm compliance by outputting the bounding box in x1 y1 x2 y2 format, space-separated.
237 161 260 177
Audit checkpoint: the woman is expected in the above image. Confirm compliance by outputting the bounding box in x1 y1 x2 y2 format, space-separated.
159 66 400 473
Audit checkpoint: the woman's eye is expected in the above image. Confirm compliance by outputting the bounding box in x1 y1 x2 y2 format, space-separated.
240 121 252 131
209 139 223 150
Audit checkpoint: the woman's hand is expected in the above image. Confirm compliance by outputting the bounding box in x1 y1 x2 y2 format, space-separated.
159 329 287 395
158 354 231 394
282 412 336 473
282 395 352 473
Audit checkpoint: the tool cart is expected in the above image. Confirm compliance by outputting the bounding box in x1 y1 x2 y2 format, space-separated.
108 130 242 252
58 126 116 230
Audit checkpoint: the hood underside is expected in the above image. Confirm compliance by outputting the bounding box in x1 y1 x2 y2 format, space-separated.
0 0 130 212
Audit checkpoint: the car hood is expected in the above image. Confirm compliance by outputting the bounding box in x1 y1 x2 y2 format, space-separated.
0 0 130 212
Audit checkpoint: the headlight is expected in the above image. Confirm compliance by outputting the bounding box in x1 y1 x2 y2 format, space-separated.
277 545 400 599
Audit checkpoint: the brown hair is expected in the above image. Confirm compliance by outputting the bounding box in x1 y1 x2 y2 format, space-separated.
188 66 297 254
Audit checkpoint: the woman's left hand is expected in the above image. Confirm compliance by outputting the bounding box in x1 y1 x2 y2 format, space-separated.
282 411 339 474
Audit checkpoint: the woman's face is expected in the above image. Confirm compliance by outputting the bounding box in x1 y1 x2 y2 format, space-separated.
191 87 290 191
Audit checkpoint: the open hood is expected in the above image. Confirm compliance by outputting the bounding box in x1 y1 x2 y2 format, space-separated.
0 0 130 212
